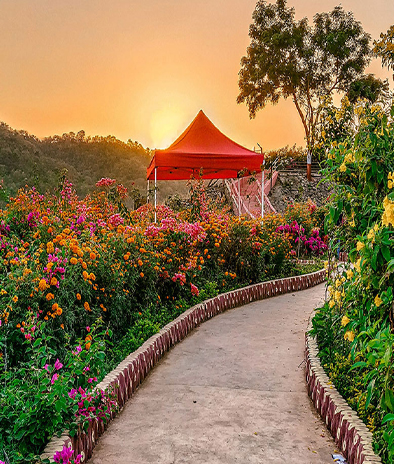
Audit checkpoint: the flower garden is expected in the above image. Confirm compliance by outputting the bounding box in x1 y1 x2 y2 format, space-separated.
0 175 326 463
3 97 394 464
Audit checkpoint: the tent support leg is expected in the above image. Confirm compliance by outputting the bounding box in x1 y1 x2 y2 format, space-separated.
261 163 265 223
238 178 241 217
154 168 157 223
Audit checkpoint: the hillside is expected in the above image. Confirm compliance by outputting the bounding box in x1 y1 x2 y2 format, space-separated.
0 123 153 199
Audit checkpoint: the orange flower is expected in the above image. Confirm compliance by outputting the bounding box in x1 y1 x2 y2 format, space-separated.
138 259 143 266
52 303 59 311
82 262 88 270
85 342 91 350
46 242 54 254
90 252 96 260
89 273 96 281
12 296 18 303
82 271 88 280
84 301 91 311
56 307 63 316
46 293 55 301
76 293 82 300
70 257 78 265
38 279 48 291
50 277 58 286
140 272 144 278
60 324 64 329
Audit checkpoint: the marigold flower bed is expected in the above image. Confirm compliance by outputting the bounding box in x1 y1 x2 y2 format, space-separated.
0 181 323 463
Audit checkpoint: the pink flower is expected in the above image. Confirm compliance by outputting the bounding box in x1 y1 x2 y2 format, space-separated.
68 388 77 399
53 445 74 463
96 177 116 188
190 283 199 296
54 359 63 370
44 363 50 371
51 373 59 384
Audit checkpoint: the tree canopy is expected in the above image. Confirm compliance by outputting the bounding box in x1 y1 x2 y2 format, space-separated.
237 0 371 155
374 25 394 79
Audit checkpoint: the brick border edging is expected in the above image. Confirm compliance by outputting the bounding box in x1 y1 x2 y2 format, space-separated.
305 319 381 464
41 269 326 463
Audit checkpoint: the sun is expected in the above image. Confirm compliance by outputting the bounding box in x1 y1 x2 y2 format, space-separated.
150 105 187 149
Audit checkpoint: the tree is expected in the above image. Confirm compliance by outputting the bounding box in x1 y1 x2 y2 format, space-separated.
346 74 389 104
237 0 371 176
373 25 394 79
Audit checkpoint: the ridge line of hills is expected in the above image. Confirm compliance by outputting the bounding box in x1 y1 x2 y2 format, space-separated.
0 122 156 199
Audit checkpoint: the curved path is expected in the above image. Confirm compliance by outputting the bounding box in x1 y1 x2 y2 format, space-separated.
90 283 336 464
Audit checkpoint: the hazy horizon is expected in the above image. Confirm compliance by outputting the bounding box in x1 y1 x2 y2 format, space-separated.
1 0 393 152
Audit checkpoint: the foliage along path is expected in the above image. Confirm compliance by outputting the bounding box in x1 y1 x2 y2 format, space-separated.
90 283 335 464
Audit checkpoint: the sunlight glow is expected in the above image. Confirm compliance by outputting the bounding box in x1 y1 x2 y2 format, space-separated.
150 105 187 149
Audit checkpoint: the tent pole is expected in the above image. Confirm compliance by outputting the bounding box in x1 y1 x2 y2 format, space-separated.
238 178 241 217
257 143 264 224
154 168 157 223
147 180 150 205
261 168 264 222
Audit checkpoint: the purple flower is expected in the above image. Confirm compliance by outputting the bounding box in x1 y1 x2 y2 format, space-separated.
44 363 50 371
51 373 59 384
54 359 63 370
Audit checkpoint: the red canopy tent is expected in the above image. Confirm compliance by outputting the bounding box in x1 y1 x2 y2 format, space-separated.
147 110 263 180
146 110 265 220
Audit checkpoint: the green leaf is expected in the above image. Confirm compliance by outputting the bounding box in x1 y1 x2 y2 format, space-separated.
382 245 391 262
349 361 367 371
385 390 394 412
366 378 375 409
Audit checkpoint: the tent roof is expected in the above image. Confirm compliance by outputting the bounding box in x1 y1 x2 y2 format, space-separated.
147 110 263 180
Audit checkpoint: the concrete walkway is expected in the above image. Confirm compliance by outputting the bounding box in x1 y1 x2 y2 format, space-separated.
90 283 336 464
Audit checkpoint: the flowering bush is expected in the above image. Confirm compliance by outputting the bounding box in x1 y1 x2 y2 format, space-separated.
313 102 394 462
276 221 327 257
0 176 311 462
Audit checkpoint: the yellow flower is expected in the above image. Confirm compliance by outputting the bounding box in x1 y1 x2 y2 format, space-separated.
354 257 361 273
335 279 341 288
389 172 394 189
382 196 394 227
341 315 350 326
339 163 347 173
346 269 354 279
374 295 383 307
344 331 355 342
12 295 18 303
0 289 7 296
329 300 335 308
356 241 364 251
334 290 341 302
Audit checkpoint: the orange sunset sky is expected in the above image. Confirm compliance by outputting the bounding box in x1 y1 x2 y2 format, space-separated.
0 0 393 152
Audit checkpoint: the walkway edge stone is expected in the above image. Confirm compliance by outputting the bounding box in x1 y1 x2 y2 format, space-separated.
41 269 326 463
305 316 382 464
